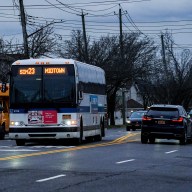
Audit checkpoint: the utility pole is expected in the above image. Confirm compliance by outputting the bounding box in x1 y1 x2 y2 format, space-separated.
122 89 126 125
116 5 127 125
115 4 126 60
119 5 123 60
161 34 170 104
19 0 29 58
161 34 166 68
81 10 89 63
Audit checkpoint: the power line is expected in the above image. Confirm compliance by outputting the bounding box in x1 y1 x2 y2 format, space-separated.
0 0 150 8
56 0 151 7
55 0 82 14
0 1 192 51
22 15 192 28
44 0 78 15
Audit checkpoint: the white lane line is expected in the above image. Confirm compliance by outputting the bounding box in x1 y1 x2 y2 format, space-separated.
0 146 11 148
165 150 178 154
0 149 40 152
32 146 75 149
36 174 66 183
116 159 135 164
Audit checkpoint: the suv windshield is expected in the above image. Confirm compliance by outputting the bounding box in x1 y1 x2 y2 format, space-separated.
147 107 179 118
130 111 145 118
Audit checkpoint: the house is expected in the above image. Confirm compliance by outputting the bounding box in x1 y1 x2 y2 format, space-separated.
126 99 144 117
115 83 144 124
126 83 144 117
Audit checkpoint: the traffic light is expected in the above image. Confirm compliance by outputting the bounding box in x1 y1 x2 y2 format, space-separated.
1 82 6 93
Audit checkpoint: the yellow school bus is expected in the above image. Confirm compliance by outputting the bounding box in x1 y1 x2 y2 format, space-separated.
0 83 9 139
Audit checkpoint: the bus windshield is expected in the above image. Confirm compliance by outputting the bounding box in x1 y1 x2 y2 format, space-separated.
10 65 76 108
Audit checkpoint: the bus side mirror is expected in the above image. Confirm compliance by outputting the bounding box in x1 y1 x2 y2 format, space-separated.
79 90 83 100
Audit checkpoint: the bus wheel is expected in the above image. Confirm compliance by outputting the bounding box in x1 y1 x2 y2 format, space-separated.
94 118 103 141
0 133 5 140
101 117 105 137
16 139 25 146
0 124 5 140
79 118 83 144
94 134 102 141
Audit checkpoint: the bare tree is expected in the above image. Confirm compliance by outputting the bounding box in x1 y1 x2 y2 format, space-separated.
140 32 192 110
0 38 25 82
58 31 157 125
28 26 56 58
160 32 192 109
0 25 57 82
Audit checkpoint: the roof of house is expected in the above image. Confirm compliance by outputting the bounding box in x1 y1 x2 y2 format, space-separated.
127 99 143 108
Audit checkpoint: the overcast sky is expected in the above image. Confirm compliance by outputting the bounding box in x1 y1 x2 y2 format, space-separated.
1 0 192 51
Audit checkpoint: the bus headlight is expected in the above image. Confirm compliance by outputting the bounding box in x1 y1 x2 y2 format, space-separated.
11 121 24 126
66 120 77 126
60 120 77 126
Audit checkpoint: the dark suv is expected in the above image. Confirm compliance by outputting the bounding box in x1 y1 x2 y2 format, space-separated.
141 104 192 145
126 110 147 131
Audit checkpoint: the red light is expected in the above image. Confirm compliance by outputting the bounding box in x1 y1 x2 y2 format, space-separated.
172 117 183 122
142 116 152 121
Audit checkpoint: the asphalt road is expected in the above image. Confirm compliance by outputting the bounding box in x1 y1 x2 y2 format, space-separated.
0 128 192 192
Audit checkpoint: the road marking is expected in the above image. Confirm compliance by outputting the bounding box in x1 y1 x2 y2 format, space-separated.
165 150 178 154
31 146 74 149
0 149 40 152
0 146 74 149
0 146 11 148
0 133 139 161
111 133 139 143
36 174 66 182
116 159 135 164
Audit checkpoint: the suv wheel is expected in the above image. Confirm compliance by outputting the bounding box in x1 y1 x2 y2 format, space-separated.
16 139 25 146
149 137 155 144
180 129 187 145
141 135 148 144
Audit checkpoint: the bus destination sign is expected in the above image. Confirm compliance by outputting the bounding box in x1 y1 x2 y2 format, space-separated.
44 68 66 74
19 68 35 75
18 67 66 75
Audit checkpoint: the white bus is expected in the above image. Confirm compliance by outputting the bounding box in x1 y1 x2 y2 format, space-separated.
9 58 107 146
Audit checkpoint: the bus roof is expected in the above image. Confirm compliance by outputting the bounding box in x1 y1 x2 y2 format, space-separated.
12 58 104 72
12 58 75 65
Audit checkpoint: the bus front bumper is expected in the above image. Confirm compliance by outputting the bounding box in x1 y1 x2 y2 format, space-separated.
9 127 79 139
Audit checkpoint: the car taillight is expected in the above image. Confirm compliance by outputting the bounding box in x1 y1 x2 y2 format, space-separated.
142 116 152 121
172 117 183 122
